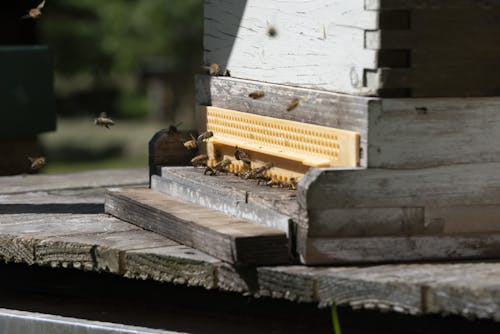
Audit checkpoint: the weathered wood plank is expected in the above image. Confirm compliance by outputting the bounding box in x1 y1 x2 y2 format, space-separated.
35 230 178 273
124 245 220 289
0 214 137 265
300 235 500 264
368 93 500 169
0 169 148 195
153 167 297 233
301 163 500 210
105 187 289 265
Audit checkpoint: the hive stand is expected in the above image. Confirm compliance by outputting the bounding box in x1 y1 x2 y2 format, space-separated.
106 0 500 265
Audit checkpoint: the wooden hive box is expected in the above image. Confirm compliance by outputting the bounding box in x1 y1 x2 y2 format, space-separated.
109 0 500 265
205 0 500 97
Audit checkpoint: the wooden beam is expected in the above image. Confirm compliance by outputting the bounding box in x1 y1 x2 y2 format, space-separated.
105 187 289 265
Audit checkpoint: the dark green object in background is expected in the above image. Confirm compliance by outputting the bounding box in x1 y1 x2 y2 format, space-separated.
0 45 56 139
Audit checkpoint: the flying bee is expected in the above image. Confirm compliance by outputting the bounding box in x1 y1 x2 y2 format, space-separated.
28 156 46 170
267 25 277 37
94 112 115 129
22 0 45 19
191 154 208 167
286 98 300 112
248 91 265 99
202 63 220 76
204 158 231 176
183 133 198 150
197 131 214 142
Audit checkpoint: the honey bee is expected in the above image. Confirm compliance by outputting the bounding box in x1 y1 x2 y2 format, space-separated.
286 98 300 112
204 158 231 176
197 131 214 142
22 0 45 19
288 177 298 190
191 154 209 167
94 112 115 129
183 133 198 150
248 91 265 99
267 25 277 37
201 63 220 76
244 162 274 179
234 147 251 163
28 156 46 170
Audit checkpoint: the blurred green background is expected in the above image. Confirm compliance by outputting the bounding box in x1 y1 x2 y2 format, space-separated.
17 0 203 173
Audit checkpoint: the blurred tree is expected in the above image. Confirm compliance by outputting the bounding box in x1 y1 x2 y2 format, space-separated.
39 0 203 120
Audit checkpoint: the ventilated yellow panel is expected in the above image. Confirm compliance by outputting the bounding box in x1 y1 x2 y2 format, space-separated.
203 106 360 180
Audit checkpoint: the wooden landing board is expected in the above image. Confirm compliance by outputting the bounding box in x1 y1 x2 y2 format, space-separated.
152 167 299 233
105 187 289 265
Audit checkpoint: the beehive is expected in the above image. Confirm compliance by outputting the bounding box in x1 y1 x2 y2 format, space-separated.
142 0 500 265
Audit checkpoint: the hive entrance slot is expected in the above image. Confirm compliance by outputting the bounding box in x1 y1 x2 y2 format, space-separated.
203 106 360 181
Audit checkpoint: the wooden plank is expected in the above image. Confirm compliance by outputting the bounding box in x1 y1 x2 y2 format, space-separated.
301 163 500 210
205 0 378 96
0 214 137 265
152 167 297 233
367 97 500 168
35 230 178 273
0 169 148 195
124 245 221 289
300 234 500 264
105 187 289 265
257 266 324 303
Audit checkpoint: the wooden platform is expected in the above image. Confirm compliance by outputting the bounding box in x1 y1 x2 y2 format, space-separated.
3 169 500 322
105 187 289 265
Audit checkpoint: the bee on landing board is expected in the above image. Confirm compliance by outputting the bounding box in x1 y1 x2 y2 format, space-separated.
183 133 198 150
94 112 115 129
286 98 300 112
22 1 46 19
191 154 208 167
204 158 231 176
234 147 251 166
28 156 46 170
248 91 265 99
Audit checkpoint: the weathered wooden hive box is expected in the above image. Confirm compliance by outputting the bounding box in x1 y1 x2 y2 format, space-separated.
107 0 500 265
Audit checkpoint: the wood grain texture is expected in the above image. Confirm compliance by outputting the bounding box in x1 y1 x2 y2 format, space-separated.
300 234 500 264
7 170 500 321
105 187 289 265
205 0 378 95
0 168 148 195
206 0 500 97
301 163 500 210
153 167 298 233
367 97 500 168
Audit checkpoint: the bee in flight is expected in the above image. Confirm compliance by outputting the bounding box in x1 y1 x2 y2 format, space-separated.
22 1 46 19
191 154 209 167
28 156 46 170
94 112 115 129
